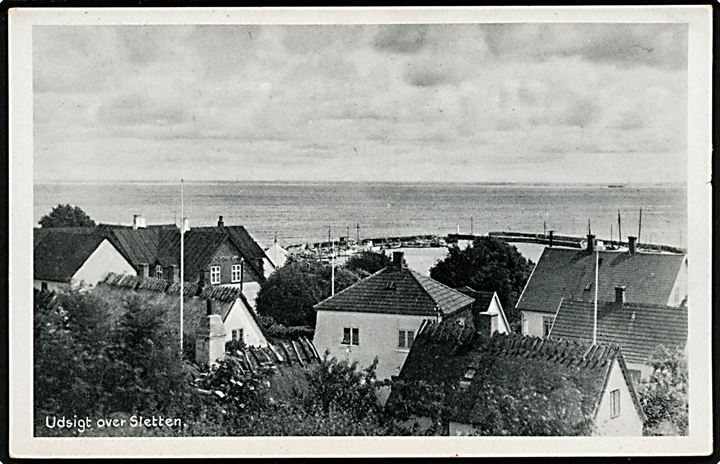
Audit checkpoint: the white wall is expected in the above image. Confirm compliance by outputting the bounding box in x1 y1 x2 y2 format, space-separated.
594 359 644 436
72 239 135 287
668 258 688 307
223 299 268 348
521 310 552 337
313 310 433 380
487 295 510 334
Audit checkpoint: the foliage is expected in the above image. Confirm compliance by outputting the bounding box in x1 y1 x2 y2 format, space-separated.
263 324 315 340
429 236 533 326
304 354 383 421
39 204 96 228
638 346 688 436
225 338 246 354
345 251 392 276
255 258 359 328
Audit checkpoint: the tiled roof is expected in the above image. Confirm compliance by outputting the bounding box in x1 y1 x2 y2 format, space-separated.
314 266 474 316
389 321 644 431
550 299 688 365
34 229 109 282
516 247 686 314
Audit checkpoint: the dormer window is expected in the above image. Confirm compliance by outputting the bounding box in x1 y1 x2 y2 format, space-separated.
155 265 163 279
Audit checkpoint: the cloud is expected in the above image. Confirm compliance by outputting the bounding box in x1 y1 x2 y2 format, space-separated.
372 25 428 54
32 23 688 183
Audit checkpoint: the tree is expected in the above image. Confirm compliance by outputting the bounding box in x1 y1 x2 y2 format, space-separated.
429 236 533 326
639 346 688 436
345 251 392 276
39 204 96 228
255 258 359 328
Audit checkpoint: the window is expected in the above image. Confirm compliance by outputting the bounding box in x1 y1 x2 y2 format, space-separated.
210 266 221 284
342 327 359 345
155 265 163 279
610 389 621 418
231 264 242 283
232 329 244 342
398 330 415 349
543 316 554 337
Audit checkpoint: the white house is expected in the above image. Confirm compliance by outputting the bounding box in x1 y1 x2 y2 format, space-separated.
313 252 475 380
388 326 645 436
516 235 687 337
264 239 289 270
34 229 135 291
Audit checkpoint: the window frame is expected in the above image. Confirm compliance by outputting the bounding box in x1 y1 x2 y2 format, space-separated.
398 329 415 349
210 265 221 284
231 263 242 283
610 388 621 418
342 327 359 346
232 328 244 342
155 264 163 279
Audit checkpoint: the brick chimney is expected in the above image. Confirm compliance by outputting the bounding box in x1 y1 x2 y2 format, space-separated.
195 299 226 366
217 215 224 227
615 285 626 305
392 251 404 269
132 214 146 230
196 270 208 296
586 234 595 252
627 236 637 255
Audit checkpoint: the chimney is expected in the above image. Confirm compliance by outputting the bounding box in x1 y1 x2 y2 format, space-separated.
615 286 626 305
196 270 208 296
217 215 224 227
392 251 404 269
586 234 595 252
182 218 190 232
132 214 146 230
168 264 178 283
138 263 149 278
206 299 215 316
627 236 637 255
548 230 554 248
195 305 227 366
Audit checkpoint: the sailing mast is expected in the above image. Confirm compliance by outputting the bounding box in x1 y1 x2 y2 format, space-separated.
179 179 185 355
617 210 622 245
638 207 643 247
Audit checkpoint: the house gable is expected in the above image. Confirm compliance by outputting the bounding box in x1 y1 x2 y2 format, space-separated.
72 239 135 286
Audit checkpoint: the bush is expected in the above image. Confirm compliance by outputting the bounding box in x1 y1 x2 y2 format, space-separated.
639 346 688 435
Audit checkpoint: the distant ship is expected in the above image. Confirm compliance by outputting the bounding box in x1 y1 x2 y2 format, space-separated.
607 184 625 189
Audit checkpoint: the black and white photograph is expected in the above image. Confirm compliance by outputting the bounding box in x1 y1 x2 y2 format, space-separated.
8 6 713 458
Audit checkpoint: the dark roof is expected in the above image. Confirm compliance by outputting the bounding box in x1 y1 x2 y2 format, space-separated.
516 247 686 314
389 321 644 432
550 299 688 365
34 229 111 282
457 287 495 311
53 224 270 281
314 266 474 316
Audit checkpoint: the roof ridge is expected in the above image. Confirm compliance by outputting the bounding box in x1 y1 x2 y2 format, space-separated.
407 269 446 312
313 267 389 308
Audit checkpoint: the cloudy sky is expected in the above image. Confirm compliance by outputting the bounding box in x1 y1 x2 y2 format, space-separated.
33 23 687 183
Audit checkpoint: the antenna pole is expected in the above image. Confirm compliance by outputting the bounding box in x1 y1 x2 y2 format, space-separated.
180 179 185 356
593 246 598 345
331 232 335 296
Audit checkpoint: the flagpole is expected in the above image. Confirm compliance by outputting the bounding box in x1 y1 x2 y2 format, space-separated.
593 245 598 345
180 179 185 355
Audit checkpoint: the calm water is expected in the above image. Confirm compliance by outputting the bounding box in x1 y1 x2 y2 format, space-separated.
34 182 687 250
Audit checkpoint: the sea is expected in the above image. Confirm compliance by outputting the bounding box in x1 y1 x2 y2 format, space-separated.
34 181 687 270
